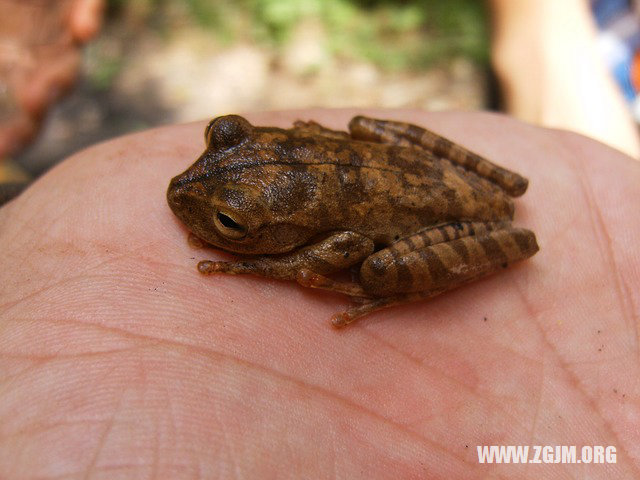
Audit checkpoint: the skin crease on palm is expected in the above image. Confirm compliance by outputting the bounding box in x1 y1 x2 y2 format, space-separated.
0 109 638 479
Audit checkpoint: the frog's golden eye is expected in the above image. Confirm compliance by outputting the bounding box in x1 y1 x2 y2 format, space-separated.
214 209 248 239
205 115 252 149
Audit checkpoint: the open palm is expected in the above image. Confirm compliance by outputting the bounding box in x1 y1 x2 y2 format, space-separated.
1 110 638 478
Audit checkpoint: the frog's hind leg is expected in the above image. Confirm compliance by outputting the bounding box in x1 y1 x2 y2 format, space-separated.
348 116 528 197
334 221 539 327
332 291 448 327
297 220 509 298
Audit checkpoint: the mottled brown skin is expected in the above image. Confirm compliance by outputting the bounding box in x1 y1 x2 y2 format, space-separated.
167 115 539 326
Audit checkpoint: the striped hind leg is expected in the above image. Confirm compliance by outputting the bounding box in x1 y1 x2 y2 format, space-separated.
331 222 538 327
296 221 509 298
348 116 529 197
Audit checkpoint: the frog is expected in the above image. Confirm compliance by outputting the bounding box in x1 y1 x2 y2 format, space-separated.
167 114 539 327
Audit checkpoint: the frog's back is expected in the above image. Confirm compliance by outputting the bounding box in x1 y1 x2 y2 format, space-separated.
323 139 515 242
212 126 515 245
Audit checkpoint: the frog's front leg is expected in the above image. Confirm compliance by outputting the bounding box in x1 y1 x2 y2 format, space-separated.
333 223 539 327
348 116 529 197
197 231 374 295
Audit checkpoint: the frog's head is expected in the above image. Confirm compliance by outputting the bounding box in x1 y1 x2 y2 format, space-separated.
167 115 315 254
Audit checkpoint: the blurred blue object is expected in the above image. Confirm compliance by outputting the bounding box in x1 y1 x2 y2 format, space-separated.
592 0 630 27
592 0 640 119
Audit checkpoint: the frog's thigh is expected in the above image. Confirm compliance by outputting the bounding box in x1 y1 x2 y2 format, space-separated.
359 226 538 296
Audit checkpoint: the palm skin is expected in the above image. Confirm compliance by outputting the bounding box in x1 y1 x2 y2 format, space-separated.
0 110 638 479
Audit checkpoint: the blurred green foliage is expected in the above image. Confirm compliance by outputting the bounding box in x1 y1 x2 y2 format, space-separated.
107 0 488 70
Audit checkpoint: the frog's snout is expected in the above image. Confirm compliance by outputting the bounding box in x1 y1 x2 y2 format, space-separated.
166 176 207 218
166 176 186 212
167 177 180 205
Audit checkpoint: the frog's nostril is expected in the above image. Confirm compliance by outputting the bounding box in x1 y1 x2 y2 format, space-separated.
167 183 187 210
168 195 181 208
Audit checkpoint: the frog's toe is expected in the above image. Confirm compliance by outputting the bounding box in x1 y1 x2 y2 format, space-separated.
197 260 215 273
197 260 237 274
295 268 326 287
331 312 352 328
330 296 404 327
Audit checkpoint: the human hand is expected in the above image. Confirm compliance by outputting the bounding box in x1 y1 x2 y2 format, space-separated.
1 110 638 478
0 0 103 158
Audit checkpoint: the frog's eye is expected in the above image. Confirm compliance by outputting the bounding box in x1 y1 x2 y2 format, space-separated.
214 209 248 239
205 115 252 149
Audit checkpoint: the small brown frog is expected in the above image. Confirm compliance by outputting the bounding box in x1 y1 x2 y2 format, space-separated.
167 115 538 327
